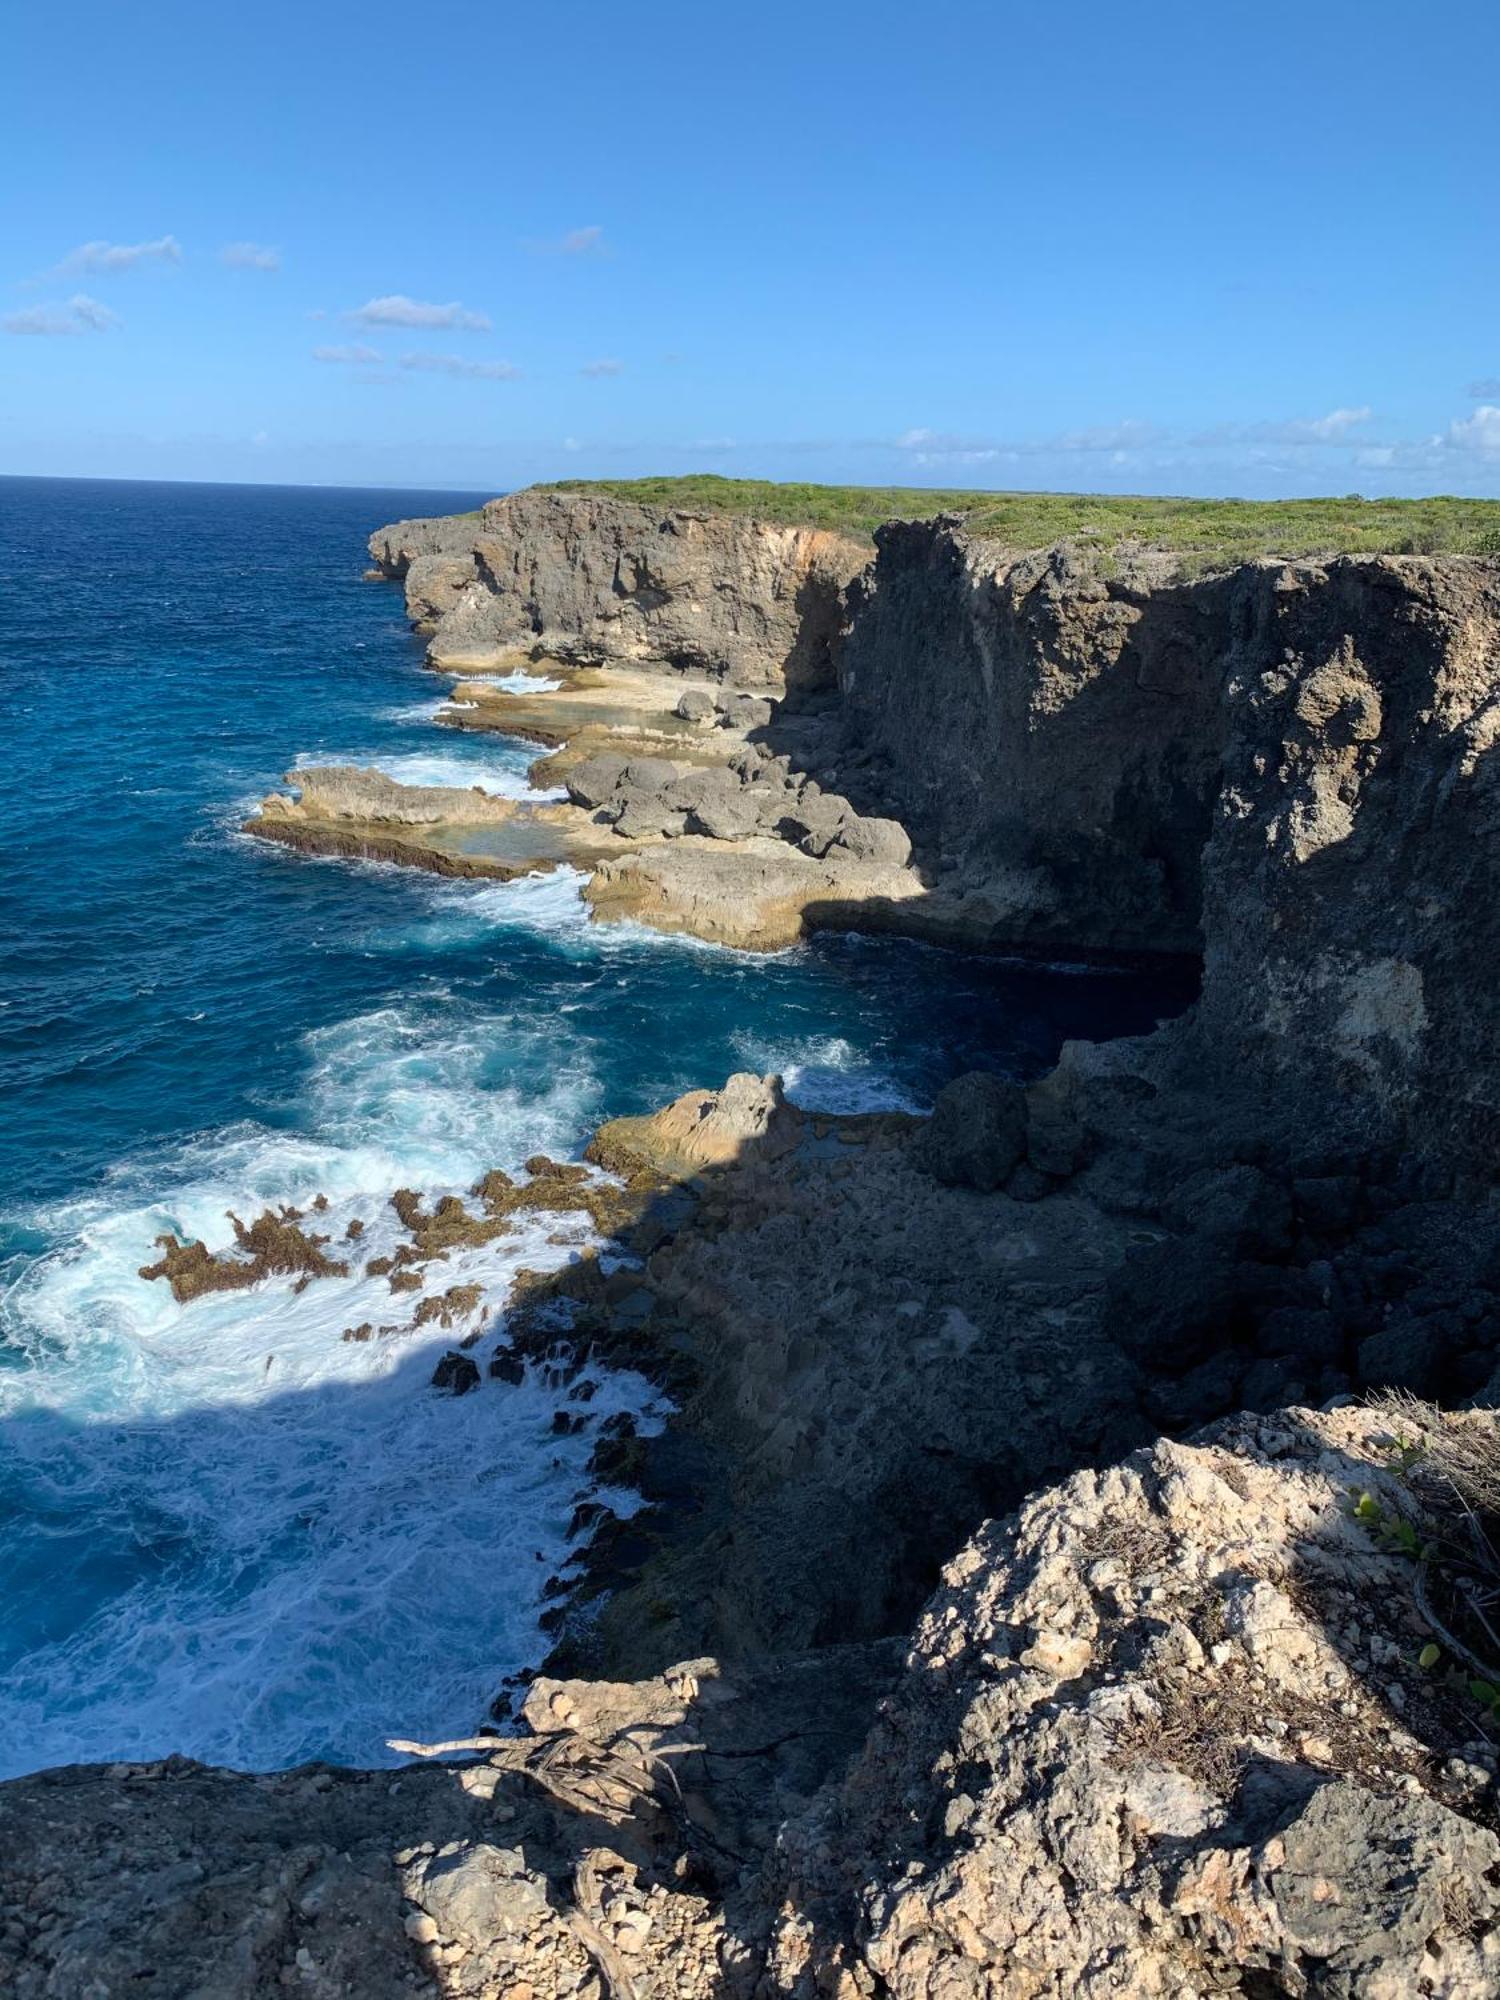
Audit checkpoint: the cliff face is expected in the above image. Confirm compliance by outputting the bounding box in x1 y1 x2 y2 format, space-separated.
369 490 867 688
365 492 1500 1173
1187 556 1500 1183
836 520 1230 954
837 519 1500 1178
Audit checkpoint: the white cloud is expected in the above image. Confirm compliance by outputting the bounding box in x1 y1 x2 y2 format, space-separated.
52 234 181 275
398 351 520 381
562 436 584 452
68 293 120 331
4 293 121 336
347 295 491 331
1187 408 1374 449
1446 405 1500 457
221 241 280 271
313 343 384 365
580 357 623 377
1298 405 1372 441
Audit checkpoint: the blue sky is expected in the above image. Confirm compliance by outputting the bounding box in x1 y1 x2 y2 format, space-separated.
3 0 1497 496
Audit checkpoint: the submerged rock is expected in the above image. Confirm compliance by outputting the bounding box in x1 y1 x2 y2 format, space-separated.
138 1209 348 1302
430 1351 481 1395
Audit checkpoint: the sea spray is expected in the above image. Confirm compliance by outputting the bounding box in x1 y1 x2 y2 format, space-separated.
0 990 662 1777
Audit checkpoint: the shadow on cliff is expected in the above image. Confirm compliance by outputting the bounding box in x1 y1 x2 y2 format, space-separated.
745 556 1239 957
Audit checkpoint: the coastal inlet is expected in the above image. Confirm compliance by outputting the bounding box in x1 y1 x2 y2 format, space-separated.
0 475 1193 1777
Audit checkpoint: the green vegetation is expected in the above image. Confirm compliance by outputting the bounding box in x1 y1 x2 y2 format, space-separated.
537 474 1500 566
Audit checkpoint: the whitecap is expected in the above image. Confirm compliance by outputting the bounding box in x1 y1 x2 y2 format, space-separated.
731 1031 925 1114
0 998 657 1778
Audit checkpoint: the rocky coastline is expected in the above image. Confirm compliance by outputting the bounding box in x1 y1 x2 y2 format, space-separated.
8 486 1500 1997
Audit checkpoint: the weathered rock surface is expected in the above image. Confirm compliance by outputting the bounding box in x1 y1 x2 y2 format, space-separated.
10 1405 1500 1998
590 1071 803 1175
764 1401 1500 1998
259 765 517 827
369 489 866 686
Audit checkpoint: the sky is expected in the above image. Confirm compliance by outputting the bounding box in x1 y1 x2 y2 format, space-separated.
2 0 1497 498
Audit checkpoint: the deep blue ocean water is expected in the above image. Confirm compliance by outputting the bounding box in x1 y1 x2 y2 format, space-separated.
0 475 1193 1777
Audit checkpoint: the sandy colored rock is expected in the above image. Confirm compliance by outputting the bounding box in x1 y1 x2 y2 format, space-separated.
590 1073 802 1177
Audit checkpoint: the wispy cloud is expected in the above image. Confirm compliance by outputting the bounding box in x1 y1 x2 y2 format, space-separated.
528 224 608 257
4 293 121 337
51 234 181 276
895 409 1375 468
1201 407 1373 446
221 241 280 271
1297 405 1372 440
313 343 384 366
1467 377 1500 401
1445 405 1500 457
580 357 623 377
347 295 491 331
398 351 520 381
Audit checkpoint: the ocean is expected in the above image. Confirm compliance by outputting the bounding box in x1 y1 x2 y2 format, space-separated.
0 475 1192 1777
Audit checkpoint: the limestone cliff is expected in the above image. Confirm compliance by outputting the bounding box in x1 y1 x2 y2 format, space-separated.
368 489 867 686
836 517 1500 1178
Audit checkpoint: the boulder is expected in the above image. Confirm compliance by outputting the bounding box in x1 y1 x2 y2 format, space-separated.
1357 1313 1442 1394
691 791 770 841
830 814 912 867
565 752 631 809
782 794 851 858
674 688 717 723
717 694 775 729
1255 1305 1344 1366
619 756 682 794
612 796 689 841
917 1072 1028 1191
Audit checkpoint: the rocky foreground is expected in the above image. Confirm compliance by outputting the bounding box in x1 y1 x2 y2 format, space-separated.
10 487 1500 1995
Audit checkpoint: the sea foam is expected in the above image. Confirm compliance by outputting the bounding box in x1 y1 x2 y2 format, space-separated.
0 995 657 1778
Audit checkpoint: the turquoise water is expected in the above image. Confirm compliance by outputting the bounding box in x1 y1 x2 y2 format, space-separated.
0 476 1193 1777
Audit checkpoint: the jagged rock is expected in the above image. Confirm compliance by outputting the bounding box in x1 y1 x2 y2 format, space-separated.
917 1071 1028 1190
767 1403 1500 1998
612 796 688 840
590 1072 802 1177
431 1351 481 1395
1163 1164 1295 1260
139 1209 348 1302
781 792 850 857
377 489 866 684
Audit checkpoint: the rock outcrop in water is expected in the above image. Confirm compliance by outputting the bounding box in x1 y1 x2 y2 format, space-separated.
10 489 1500 1996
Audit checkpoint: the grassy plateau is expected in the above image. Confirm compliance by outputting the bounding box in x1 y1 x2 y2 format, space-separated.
538 475 1500 566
